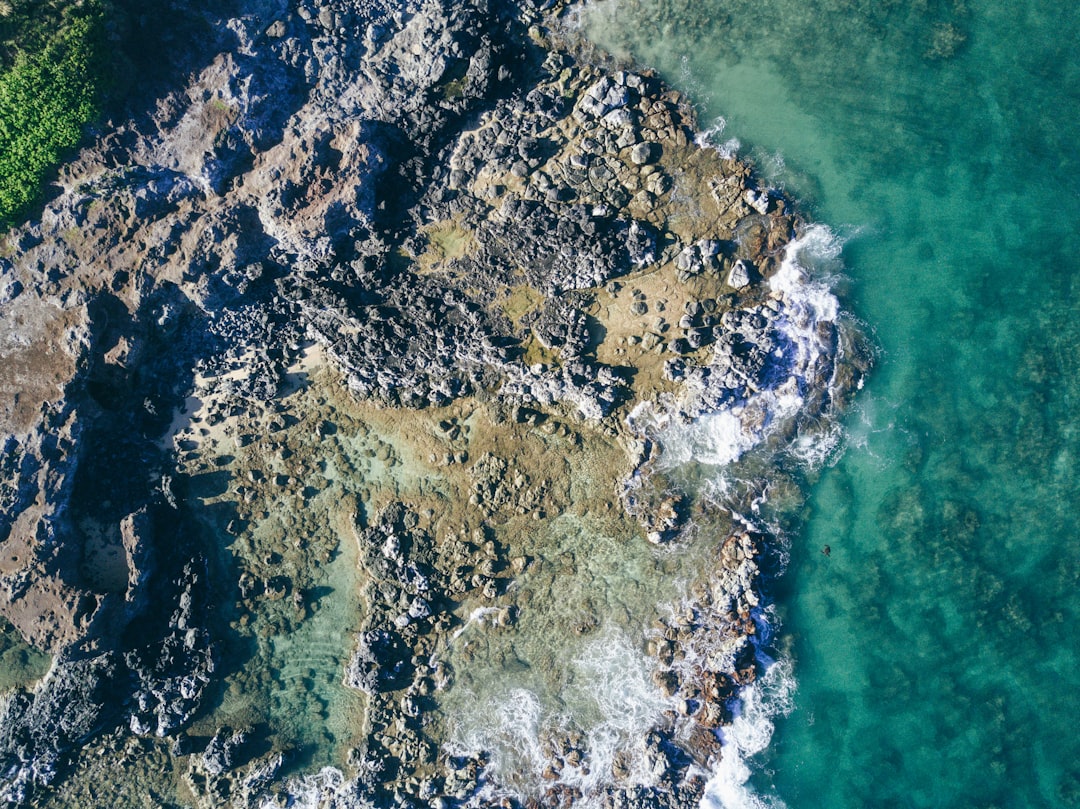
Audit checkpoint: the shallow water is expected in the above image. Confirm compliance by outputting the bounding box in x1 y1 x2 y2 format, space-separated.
439 512 690 798
229 504 365 768
585 0 1080 806
0 617 50 692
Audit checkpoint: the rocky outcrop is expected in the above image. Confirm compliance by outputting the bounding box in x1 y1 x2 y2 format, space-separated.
0 0 871 804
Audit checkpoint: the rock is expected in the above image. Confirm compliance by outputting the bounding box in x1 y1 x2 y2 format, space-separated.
745 188 771 214
603 107 635 130
239 752 286 799
0 0 866 802
0 275 22 304
651 669 679 697
201 726 249 776
727 259 753 290
578 76 634 119
645 171 672 196
626 220 657 265
630 141 658 165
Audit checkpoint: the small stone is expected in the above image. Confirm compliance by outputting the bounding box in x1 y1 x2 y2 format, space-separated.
631 189 656 212
651 668 678 697
602 108 634 129
646 172 672 196
631 141 657 165
727 258 753 290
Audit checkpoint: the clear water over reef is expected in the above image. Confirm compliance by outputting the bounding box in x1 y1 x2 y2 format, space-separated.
585 0 1080 807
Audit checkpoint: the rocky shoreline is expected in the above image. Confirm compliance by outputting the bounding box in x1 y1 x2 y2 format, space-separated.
0 0 869 805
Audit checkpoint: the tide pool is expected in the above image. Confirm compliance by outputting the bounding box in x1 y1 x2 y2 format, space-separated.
584 1 1080 806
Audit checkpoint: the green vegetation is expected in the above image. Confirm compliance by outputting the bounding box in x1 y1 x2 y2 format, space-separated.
0 0 109 226
0 616 52 691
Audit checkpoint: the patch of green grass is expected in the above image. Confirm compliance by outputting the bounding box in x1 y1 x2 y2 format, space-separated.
0 1 108 227
441 77 466 101
207 96 232 115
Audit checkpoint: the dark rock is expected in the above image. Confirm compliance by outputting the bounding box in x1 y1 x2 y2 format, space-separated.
0 654 121 801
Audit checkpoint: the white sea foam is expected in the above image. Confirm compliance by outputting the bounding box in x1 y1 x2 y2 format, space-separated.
569 628 673 791
646 225 847 477
445 627 671 806
769 225 842 362
696 116 742 159
768 227 843 420
785 416 846 470
258 766 351 809
661 380 806 469
701 658 796 809
448 685 550 789
760 151 788 185
450 606 505 640
251 156 856 809
658 225 847 809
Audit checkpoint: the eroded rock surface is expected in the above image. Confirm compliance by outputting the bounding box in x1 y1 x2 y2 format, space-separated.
0 0 870 805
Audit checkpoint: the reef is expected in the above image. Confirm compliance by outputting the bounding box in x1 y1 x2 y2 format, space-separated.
0 0 870 806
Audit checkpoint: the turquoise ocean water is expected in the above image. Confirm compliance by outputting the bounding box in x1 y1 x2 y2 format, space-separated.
585 1 1080 807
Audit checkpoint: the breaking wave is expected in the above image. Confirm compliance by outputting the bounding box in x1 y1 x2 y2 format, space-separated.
696 116 743 160
702 657 796 809
642 223 849 472
698 225 850 808
255 223 857 809
445 627 673 806
638 224 853 808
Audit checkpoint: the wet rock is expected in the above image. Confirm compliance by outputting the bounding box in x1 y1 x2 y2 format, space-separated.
0 654 121 800
675 239 724 280
578 76 634 120
745 188 771 215
238 751 287 801
345 629 413 695
645 171 673 197
0 0 868 802
641 495 685 544
651 669 679 697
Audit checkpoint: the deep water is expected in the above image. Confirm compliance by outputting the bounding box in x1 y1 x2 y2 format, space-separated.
584 1 1080 807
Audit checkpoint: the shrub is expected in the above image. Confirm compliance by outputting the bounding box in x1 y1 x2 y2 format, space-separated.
0 5 106 226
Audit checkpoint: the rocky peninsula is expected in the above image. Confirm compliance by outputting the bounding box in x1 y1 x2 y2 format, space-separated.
0 0 870 806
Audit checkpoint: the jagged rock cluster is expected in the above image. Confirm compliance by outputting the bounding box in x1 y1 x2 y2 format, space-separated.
345 505 496 801
665 302 797 414
648 527 766 737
